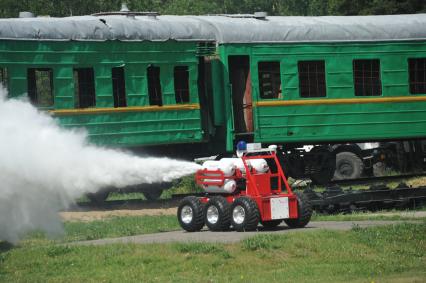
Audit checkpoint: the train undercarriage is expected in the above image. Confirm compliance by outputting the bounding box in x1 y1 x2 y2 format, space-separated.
281 139 426 185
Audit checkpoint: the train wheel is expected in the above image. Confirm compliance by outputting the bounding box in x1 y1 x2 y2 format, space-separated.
334 152 364 180
261 219 282 229
177 196 205 232
231 197 259 232
284 191 312 228
204 196 231 231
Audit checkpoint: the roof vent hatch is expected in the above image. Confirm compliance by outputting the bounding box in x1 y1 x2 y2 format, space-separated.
120 3 130 13
254 12 267 20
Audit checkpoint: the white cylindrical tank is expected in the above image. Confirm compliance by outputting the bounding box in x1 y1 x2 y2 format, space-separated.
250 159 269 173
201 160 236 194
220 158 248 173
203 179 237 194
202 160 235 176
203 158 269 175
220 158 268 173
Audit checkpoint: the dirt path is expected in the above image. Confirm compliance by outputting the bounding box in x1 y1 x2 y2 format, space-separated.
60 200 179 221
75 220 422 245
60 208 177 222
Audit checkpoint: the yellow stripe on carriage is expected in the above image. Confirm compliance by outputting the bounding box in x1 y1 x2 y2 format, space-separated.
256 96 426 107
50 103 200 115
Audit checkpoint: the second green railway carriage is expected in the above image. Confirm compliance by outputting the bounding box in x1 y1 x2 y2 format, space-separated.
1 10 426 189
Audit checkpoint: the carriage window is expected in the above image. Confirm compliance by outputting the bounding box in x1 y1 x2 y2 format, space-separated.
298 61 326 98
258 62 281 99
174 66 190 103
74 68 96 108
27 68 54 107
147 65 162 106
353 59 382 96
408 58 426 94
112 67 126 107
0 67 8 90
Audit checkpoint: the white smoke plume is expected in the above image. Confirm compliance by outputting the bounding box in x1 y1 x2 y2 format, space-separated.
0 88 201 243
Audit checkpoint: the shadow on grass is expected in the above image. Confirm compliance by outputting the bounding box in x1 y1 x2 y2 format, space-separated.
257 224 316 232
189 224 315 233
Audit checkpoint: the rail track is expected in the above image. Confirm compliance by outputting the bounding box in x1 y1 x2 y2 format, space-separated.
305 173 426 213
305 184 426 213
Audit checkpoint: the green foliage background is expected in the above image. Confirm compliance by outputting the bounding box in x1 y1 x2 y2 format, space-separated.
0 0 425 18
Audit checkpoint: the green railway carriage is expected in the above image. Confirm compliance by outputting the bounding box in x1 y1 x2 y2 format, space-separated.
1 11 426 186
0 40 208 149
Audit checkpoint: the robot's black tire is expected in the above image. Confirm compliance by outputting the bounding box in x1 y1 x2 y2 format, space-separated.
177 196 205 232
231 196 260 232
204 196 231 231
284 191 312 228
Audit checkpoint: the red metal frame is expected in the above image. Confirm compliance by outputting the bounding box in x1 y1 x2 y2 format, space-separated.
195 169 226 186
241 152 293 195
195 150 299 221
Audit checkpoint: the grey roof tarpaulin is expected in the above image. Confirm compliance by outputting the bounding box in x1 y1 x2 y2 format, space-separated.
0 14 425 43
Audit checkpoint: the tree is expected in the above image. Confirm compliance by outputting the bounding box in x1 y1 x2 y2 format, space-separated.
277 0 310 15
0 0 424 18
161 0 220 15
328 0 425 15
307 0 329 16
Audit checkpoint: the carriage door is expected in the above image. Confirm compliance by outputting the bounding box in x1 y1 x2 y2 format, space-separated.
228 55 253 136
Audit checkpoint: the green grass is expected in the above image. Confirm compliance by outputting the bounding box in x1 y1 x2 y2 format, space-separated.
1 223 424 282
311 210 426 221
64 215 179 242
242 234 284 251
161 175 202 199
25 215 180 243
174 242 233 259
